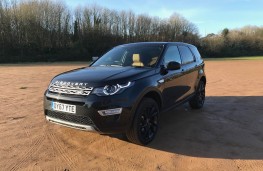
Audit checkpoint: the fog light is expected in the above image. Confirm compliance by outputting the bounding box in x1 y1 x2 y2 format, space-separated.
98 108 122 116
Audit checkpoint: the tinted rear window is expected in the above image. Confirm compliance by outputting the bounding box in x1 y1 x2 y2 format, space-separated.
178 46 195 64
189 46 201 60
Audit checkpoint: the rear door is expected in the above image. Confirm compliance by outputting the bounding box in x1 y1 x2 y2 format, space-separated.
178 45 199 98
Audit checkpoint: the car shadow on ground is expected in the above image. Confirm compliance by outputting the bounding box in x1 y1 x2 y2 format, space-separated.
116 96 263 160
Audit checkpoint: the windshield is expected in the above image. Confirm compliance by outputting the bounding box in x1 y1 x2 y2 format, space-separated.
91 45 164 68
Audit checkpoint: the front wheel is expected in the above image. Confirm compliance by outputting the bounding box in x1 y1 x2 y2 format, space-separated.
126 98 159 145
189 80 206 109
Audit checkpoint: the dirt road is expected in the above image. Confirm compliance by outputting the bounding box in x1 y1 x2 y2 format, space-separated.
0 61 263 171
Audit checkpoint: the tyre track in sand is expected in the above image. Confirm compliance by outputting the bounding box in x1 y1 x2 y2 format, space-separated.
6 135 45 171
87 136 152 170
46 127 78 170
84 135 135 170
98 136 122 170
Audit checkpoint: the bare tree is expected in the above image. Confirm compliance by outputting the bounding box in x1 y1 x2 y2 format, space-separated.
0 0 204 63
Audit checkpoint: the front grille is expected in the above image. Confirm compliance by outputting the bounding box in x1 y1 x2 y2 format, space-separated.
48 81 93 96
46 110 94 126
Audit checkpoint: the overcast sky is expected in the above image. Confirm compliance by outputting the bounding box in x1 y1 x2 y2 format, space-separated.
65 0 263 36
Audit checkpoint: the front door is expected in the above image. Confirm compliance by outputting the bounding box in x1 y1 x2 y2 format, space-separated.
162 45 189 108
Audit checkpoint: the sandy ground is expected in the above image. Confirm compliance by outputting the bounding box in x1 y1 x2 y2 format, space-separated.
0 60 263 171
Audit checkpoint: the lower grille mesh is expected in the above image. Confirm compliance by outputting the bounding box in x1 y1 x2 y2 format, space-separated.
46 110 94 126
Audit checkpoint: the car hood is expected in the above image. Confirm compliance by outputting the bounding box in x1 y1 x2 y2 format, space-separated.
52 66 156 87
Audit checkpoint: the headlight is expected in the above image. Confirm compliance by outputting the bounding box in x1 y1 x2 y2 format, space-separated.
92 82 134 96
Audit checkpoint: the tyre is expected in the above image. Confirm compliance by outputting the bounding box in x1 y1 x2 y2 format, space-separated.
126 98 159 145
189 80 205 109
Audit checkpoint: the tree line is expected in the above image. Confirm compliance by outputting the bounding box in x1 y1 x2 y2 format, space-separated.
0 0 263 63
201 26 263 57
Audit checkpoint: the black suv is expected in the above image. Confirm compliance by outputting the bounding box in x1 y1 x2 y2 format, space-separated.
44 42 206 145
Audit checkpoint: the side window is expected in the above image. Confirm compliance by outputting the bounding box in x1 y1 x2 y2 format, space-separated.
163 46 181 66
189 46 201 60
178 46 195 64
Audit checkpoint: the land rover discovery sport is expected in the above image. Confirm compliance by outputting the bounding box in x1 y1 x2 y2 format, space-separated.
44 42 206 145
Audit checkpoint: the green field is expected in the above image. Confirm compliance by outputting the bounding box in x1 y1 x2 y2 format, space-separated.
204 56 263 61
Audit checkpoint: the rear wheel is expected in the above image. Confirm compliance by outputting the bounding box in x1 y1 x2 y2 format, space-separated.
189 80 205 109
126 98 159 145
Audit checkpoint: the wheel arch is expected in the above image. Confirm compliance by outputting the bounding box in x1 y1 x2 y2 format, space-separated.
144 91 162 109
135 87 163 111
126 89 162 144
200 76 206 85
126 88 163 130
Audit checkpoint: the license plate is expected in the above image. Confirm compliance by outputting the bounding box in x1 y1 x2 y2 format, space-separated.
52 102 76 114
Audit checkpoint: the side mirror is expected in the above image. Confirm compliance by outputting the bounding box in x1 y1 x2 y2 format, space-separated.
166 61 181 70
92 56 99 61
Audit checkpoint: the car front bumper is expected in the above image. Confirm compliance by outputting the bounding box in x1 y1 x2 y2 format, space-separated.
43 90 136 134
